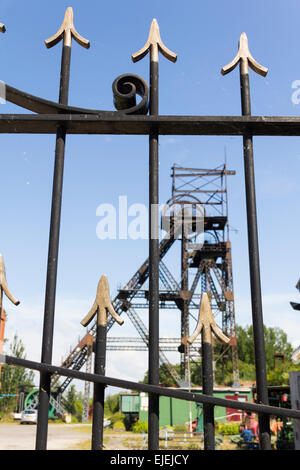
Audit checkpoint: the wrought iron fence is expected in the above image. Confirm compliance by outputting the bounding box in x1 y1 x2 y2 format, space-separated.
1 8 300 451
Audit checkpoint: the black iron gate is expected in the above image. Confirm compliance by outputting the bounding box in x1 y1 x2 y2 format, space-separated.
1 8 300 451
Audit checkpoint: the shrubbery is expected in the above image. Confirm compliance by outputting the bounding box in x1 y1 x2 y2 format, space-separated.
109 411 125 426
132 421 148 433
218 422 240 435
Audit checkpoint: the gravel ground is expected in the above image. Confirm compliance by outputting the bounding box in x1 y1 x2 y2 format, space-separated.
0 423 90 450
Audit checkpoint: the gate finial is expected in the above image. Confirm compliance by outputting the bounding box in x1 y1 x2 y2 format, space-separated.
81 275 124 327
221 32 268 76
132 18 177 63
0 254 20 309
45 7 90 49
187 292 229 345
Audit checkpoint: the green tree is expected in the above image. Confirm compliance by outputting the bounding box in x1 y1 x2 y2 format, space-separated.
267 365 296 386
236 325 255 365
264 326 293 368
141 363 181 387
190 360 202 386
104 393 120 416
64 385 84 422
139 325 298 387
237 324 294 370
217 324 297 385
0 333 34 415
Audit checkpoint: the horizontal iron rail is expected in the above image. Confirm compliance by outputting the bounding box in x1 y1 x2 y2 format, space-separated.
2 353 300 421
1 115 300 135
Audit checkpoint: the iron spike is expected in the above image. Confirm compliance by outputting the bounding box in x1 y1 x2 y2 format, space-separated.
186 292 229 450
187 292 229 345
221 32 268 76
81 276 123 450
132 18 177 63
45 7 90 49
81 275 124 327
221 32 271 450
132 18 177 451
36 6 90 451
0 254 20 308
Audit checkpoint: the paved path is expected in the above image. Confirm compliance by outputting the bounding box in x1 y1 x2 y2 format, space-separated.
0 423 90 450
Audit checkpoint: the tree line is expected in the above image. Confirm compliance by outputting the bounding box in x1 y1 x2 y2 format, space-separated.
142 324 299 387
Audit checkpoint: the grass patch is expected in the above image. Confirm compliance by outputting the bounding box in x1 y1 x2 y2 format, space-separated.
69 439 91 450
67 432 240 451
122 436 145 449
71 425 92 434
67 436 110 450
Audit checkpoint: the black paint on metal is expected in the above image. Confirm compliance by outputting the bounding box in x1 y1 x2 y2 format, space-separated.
112 74 149 114
3 114 300 135
35 44 71 451
202 341 215 450
240 69 271 450
5 75 149 116
91 325 107 450
148 58 160 451
4 353 300 422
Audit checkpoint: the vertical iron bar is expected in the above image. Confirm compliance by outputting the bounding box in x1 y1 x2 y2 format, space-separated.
35 44 71 450
148 47 160 450
91 324 106 450
58 46 71 105
240 69 271 450
202 340 215 450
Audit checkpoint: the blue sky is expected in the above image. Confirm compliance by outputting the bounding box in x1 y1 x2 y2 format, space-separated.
1 0 300 393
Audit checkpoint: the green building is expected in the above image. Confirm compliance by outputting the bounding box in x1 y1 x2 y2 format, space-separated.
119 387 253 431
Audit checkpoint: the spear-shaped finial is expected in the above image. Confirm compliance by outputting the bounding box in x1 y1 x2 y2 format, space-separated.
82 275 123 451
0 23 6 33
0 254 20 309
221 32 268 77
187 292 229 345
45 7 90 49
132 18 177 64
187 293 229 450
81 275 124 327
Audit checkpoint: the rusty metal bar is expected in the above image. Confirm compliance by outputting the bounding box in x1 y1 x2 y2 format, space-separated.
2 114 300 135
